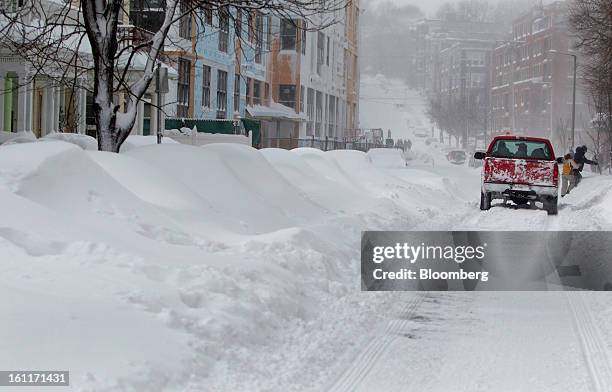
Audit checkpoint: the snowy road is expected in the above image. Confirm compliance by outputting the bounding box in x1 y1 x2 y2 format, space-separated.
328 291 612 392
321 160 612 392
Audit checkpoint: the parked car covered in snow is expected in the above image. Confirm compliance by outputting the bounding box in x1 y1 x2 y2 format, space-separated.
474 136 561 215
446 150 467 165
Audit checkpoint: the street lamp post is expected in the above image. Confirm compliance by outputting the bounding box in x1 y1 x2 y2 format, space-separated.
549 50 577 152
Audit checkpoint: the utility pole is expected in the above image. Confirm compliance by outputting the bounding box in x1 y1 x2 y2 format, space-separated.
549 50 577 152
156 63 162 144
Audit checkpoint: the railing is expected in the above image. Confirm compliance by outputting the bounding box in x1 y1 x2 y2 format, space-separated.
117 25 154 50
262 136 401 152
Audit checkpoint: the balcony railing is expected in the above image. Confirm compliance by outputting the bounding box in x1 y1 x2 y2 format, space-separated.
117 25 154 50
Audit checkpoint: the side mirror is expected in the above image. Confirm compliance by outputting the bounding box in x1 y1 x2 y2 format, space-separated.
556 157 564 164
474 152 486 160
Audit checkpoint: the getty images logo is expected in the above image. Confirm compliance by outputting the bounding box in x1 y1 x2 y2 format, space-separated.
372 243 488 264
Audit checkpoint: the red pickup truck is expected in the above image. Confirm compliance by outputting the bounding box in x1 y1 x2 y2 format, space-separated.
474 136 561 215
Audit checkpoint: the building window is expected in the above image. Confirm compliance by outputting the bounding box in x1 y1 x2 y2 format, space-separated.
255 12 263 63
202 65 211 108
315 90 323 136
328 96 336 136
266 16 272 51
326 36 330 66
280 19 297 50
217 70 227 119
248 11 255 43
178 0 191 39
543 37 551 53
306 88 314 136
86 92 96 126
218 7 229 53
235 9 242 39
264 82 270 106
253 80 261 105
246 77 252 106
203 4 212 25
317 32 325 74
300 85 305 113
130 0 165 33
300 20 307 55
234 74 240 113
177 58 191 117
279 85 296 109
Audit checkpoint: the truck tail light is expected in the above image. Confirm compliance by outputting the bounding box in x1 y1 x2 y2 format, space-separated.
483 159 491 182
553 161 559 187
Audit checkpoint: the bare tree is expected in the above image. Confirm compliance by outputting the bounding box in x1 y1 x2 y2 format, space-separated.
1 0 350 151
553 117 571 154
570 0 612 168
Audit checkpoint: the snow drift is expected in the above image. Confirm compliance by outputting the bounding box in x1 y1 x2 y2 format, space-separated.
2 138 609 391
0 139 458 391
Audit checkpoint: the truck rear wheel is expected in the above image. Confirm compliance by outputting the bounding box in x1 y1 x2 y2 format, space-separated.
480 192 491 210
545 197 558 215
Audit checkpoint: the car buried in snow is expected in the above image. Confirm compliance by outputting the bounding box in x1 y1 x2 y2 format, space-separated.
474 136 561 215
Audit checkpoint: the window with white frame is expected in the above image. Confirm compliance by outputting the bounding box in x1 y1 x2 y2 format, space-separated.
280 19 297 50
218 7 229 53
202 65 211 108
177 58 191 117
217 70 228 119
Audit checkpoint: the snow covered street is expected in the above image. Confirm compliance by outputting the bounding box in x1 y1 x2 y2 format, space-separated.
2 136 612 391
2 75 612 391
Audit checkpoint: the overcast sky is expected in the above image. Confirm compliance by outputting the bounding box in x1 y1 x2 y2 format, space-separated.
365 0 460 17
365 0 552 18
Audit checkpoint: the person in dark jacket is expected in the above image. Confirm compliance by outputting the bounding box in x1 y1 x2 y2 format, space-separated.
573 146 598 186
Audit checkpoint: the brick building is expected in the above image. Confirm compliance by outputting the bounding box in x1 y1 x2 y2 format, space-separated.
490 1 589 151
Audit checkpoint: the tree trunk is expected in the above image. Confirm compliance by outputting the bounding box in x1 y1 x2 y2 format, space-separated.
94 65 121 152
82 0 123 152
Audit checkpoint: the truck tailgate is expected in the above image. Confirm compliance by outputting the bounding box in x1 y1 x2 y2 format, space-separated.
485 158 556 186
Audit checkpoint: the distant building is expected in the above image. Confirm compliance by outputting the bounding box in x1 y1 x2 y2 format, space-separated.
0 0 89 136
417 19 505 147
490 1 589 150
258 1 361 149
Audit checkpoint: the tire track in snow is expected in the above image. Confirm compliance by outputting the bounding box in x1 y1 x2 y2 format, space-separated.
544 256 612 392
326 293 426 392
565 292 612 392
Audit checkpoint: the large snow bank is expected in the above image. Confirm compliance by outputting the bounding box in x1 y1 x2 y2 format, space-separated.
119 135 178 152
367 148 407 168
4 140 434 390
42 132 98 150
7 138 605 390
0 130 37 145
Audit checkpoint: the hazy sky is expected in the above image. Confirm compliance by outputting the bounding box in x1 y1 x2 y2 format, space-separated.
365 0 553 18
366 0 451 16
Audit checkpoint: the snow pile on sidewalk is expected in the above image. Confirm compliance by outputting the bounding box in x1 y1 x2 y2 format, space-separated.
0 140 482 390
